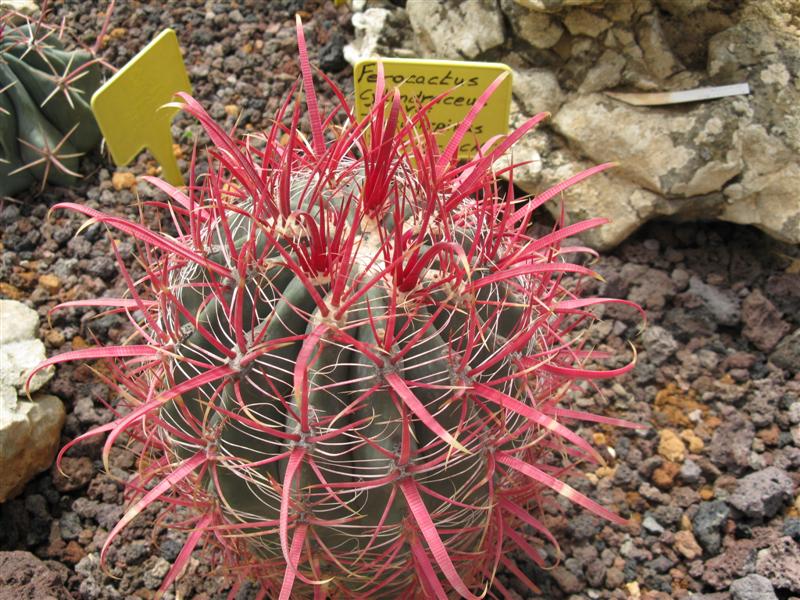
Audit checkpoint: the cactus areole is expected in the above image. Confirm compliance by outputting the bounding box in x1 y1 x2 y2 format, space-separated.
40 19 645 600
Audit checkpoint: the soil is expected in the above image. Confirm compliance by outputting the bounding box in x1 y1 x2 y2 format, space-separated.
1 1 798 599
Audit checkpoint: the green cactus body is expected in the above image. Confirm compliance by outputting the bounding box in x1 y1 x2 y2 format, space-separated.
0 21 103 195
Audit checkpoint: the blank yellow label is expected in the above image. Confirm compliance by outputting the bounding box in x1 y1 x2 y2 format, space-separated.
91 29 191 185
354 58 512 159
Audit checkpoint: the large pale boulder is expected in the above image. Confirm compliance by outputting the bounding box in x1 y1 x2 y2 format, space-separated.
0 300 62 502
553 94 743 198
0 299 38 344
406 0 505 60
0 300 53 393
0 390 65 501
354 0 800 249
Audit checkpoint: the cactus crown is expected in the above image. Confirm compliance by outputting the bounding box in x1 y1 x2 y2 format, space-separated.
40 17 644 600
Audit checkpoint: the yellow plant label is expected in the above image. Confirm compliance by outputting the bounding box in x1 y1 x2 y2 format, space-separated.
91 29 191 185
354 58 512 159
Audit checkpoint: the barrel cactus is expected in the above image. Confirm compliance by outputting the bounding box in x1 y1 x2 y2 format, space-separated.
1 7 105 195
38 19 644 599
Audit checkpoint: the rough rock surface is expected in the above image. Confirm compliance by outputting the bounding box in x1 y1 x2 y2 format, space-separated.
0 299 38 344
0 392 66 502
0 300 53 394
755 537 800 593
0 550 71 600
0 301 63 502
729 574 777 600
359 0 800 249
692 501 730 555
406 0 504 60
728 467 795 519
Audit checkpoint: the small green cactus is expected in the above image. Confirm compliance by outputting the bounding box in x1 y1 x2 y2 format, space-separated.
0 9 105 195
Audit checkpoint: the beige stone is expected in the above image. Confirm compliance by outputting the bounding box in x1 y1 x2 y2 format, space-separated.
579 50 626 93
38 274 60 294
658 429 687 463
112 171 137 191
0 392 65 502
0 299 38 344
722 163 800 245
512 68 565 116
407 0 505 59
0 300 53 394
564 8 611 37
553 94 742 197
502 0 564 49
674 530 703 560
637 14 683 80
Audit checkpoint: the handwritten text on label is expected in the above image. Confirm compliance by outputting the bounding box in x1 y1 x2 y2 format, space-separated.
354 58 512 159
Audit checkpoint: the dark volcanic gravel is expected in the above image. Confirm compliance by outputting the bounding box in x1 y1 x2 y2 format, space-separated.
1 2 799 599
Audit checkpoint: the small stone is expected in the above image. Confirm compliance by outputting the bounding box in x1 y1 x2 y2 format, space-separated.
407 0 505 59
755 537 800 593
45 329 65 348
52 457 94 492
38 274 61 294
606 567 625 589
771 329 800 374
59 512 82 541
741 289 790 352
653 461 680 490
729 574 777 600
728 467 795 520
783 518 800 542
642 326 678 366
674 530 703 560
681 429 705 453
0 338 50 392
642 515 665 534
687 276 740 327
625 581 641 598
224 104 240 117
512 68 565 116
122 540 150 566
563 9 611 38
144 557 171 589
111 171 136 191
637 14 682 80
709 412 754 475
680 459 702 484
659 429 686 463
692 501 730 556
503 2 563 50
788 402 800 425
0 283 22 299
551 565 584 594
